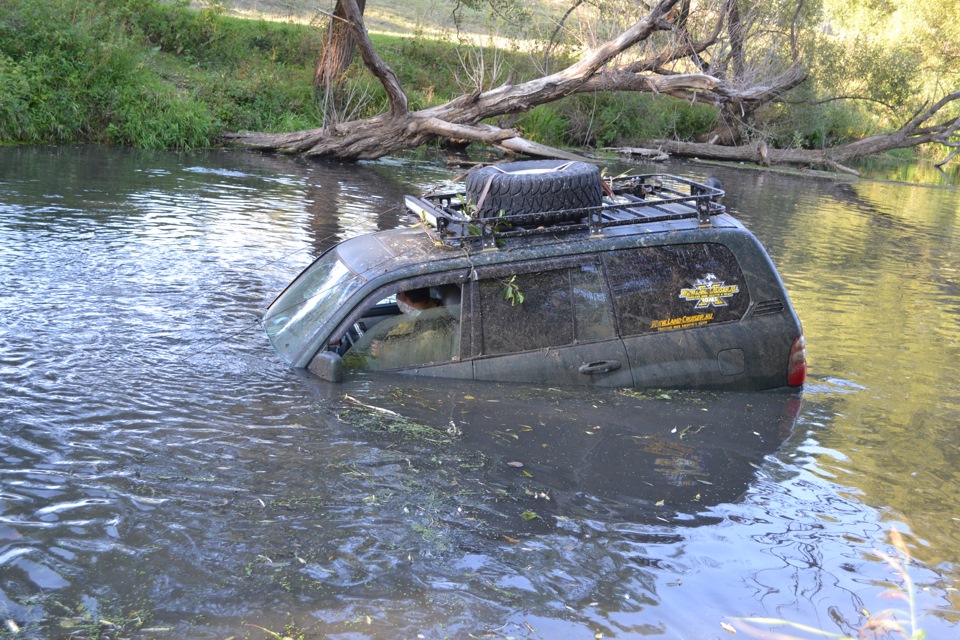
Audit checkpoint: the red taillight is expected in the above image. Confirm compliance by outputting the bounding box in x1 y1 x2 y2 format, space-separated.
787 335 807 387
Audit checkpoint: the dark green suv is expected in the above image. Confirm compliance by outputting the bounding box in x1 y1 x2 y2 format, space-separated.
263 161 806 391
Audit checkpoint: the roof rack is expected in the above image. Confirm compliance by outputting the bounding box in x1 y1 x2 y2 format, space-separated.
405 174 725 249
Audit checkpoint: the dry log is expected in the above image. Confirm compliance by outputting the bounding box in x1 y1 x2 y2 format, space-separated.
644 95 960 173
607 147 670 162
227 0 739 160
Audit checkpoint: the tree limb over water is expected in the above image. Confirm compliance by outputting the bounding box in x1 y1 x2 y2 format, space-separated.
643 91 960 174
225 0 959 170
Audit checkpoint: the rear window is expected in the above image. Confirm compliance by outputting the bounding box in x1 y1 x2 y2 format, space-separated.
478 263 616 356
604 243 749 336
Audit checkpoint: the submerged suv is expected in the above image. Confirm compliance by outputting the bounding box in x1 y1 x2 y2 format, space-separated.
263 160 806 391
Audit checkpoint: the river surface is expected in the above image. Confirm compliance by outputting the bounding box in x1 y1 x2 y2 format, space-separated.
1 146 958 639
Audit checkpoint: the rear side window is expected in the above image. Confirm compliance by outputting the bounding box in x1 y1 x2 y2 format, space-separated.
478 263 615 356
604 243 749 336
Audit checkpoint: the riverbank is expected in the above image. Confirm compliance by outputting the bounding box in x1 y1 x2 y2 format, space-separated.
3 0 956 183
0 0 715 150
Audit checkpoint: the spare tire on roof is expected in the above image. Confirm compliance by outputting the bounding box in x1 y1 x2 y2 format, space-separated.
464 160 603 226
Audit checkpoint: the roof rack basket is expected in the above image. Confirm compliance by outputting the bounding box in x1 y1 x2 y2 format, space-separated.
405 174 725 248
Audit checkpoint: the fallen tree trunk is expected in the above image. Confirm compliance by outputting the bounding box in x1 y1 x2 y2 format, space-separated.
606 147 670 161
226 0 801 161
645 91 960 174
643 139 860 172
225 0 959 171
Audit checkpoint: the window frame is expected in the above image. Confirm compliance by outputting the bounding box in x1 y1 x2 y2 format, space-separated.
325 270 471 366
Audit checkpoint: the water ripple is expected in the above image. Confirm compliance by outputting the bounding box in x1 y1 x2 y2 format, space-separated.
1 147 959 638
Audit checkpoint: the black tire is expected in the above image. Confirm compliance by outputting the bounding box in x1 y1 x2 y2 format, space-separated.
464 160 603 225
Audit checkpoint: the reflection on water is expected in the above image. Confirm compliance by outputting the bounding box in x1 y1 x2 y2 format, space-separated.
1 146 959 638
852 155 960 187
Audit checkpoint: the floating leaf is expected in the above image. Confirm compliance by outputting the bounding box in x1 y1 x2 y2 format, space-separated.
507 461 524 468
522 470 533 477
521 510 538 521
502 534 520 543
720 621 736 634
655 499 665 506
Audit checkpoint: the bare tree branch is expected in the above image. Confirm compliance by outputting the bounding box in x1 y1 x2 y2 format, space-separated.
935 148 959 168
338 0 408 116
225 0 956 169
558 0 679 80
642 90 960 170
544 0 588 74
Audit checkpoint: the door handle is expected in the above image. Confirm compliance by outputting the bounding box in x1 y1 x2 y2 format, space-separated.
578 359 622 375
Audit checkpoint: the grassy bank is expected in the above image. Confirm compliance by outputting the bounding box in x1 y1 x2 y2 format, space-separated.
0 0 718 151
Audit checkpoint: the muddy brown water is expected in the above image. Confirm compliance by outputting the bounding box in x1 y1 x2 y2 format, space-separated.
1 146 958 638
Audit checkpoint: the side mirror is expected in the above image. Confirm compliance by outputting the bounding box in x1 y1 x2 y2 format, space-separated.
308 351 344 382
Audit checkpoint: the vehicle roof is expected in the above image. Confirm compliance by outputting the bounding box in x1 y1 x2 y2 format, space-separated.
336 212 747 279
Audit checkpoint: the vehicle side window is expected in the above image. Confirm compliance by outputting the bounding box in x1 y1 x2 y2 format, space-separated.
604 243 749 336
341 284 462 370
478 264 615 356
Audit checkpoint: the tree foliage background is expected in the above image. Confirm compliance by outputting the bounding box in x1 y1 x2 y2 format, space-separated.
0 0 957 160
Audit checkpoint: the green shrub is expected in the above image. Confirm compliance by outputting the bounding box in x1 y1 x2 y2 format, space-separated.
558 92 716 147
0 0 329 147
103 81 217 149
517 106 569 146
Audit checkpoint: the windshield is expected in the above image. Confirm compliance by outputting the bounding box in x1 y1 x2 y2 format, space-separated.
263 250 365 364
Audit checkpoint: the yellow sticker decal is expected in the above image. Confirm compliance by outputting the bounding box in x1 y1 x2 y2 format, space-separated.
651 313 714 331
679 276 740 308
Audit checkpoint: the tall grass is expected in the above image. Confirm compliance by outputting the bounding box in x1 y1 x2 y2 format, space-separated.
0 0 217 147
0 0 321 148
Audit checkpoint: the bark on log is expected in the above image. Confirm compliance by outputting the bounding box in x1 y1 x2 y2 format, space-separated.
314 0 366 88
607 147 670 161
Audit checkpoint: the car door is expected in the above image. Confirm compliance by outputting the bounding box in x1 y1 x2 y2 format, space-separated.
468 256 633 387
602 242 753 389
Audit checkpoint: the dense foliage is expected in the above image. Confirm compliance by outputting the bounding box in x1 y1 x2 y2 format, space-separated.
0 0 322 147
0 0 956 154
